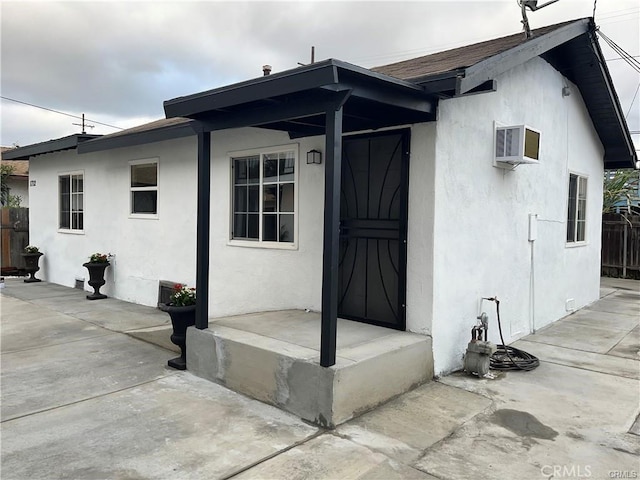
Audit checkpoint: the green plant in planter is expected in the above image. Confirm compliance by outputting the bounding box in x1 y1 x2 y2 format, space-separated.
163 283 197 370
170 283 196 306
22 245 43 282
88 252 109 263
83 252 111 300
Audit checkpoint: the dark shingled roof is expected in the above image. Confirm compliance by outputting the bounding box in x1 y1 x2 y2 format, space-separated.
373 20 576 81
77 117 195 153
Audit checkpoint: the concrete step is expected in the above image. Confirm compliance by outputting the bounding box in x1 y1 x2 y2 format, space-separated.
187 310 433 428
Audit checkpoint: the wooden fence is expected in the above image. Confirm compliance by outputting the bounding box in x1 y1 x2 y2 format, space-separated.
601 213 640 279
1 207 29 275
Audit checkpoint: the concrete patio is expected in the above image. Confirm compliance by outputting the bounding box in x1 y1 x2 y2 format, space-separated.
1 277 638 479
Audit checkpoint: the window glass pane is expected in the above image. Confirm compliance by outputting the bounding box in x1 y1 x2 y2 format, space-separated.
234 214 247 238
60 176 70 194
132 191 157 214
264 155 278 183
59 176 70 229
247 157 260 183
577 199 587 221
248 185 260 212
72 195 79 210
247 214 259 239
60 208 70 229
279 214 294 243
72 212 83 230
577 221 586 242
234 159 247 184
263 185 277 212
72 175 84 193
279 184 294 212
263 214 277 241
578 177 587 200
131 163 157 187
232 149 296 245
77 212 83 231
566 174 577 242
234 186 247 213
279 152 295 181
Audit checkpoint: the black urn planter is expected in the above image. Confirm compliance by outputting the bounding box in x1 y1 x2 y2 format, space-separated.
22 252 44 283
160 304 196 370
82 262 110 300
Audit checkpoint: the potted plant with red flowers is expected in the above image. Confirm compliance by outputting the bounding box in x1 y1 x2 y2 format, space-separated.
22 245 43 283
83 252 111 300
160 283 196 370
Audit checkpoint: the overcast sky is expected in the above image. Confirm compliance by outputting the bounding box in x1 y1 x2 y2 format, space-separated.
1 0 638 150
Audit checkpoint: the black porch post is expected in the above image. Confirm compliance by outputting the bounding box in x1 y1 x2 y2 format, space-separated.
195 128 211 330
320 105 343 367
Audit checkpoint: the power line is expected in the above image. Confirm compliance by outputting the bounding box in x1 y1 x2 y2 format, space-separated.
597 30 640 74
626 83 640 120
606 55 640 62
0 96 123 130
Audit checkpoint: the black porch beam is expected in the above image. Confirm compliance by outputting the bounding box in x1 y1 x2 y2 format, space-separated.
197 92 350 132
320 101 346 368
195 126 211 330
321 84 433 114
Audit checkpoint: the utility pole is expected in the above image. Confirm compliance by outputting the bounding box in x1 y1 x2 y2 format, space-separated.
72 113 94 134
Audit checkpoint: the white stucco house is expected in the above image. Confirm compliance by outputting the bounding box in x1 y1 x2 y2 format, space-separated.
6 18 637 425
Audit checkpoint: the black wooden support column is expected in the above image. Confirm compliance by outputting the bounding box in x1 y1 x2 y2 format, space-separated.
320 104 344 367
195 127 211 330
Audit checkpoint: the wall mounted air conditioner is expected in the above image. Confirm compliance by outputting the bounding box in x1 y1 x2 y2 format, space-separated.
494 123 540 167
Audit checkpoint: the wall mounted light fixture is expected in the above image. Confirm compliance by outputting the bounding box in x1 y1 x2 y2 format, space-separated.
306 149 322 165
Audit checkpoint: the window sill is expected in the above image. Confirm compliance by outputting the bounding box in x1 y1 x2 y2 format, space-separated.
129 214 159 220
565 241 588 248
58 229 84 235
228 239 298 250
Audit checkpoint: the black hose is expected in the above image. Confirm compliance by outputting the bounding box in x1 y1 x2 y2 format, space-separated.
486 297 540 371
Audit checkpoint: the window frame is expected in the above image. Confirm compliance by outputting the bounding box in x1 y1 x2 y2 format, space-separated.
566 171 588 246
58 170 84 234
228 144 299 250
129 158 159 219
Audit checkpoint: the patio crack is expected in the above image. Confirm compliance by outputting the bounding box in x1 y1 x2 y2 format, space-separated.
221 429 326 479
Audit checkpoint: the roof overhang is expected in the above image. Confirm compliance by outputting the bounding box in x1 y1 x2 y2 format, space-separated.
78 118 195 154
410 18 636 169
542 26 637 169
2 134 101 160
164 59 437 137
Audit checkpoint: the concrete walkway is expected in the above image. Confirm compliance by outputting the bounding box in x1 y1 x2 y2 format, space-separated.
1 278 638 479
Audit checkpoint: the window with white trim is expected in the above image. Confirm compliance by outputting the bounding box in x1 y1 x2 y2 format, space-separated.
567 173 587 243
130 160 158 216
59 172 83 231
232 149 296 244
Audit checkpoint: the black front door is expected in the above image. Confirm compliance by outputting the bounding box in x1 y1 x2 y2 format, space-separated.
338 130 409 330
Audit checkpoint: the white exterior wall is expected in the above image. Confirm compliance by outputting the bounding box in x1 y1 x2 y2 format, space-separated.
429 56 604 375
28 136 199 305
28 128 327 313
208 129 325 316
406 123 437 336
